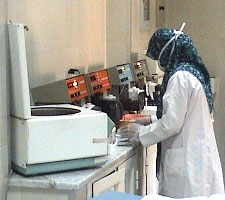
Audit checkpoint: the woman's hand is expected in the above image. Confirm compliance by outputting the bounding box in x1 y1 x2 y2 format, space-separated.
134 116 151 126
117 123 143 146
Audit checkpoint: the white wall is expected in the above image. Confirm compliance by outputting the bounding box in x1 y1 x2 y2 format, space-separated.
7 0 158 85
106 0 131 68
0 0 9 199
7 0 158 87
165 0 225 180
131 0 157 60
7 0 106 88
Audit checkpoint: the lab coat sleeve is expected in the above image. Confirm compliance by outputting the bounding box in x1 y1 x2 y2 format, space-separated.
139 71 189 147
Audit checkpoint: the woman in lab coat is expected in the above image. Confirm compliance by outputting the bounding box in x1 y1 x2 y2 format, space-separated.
118 27 224 198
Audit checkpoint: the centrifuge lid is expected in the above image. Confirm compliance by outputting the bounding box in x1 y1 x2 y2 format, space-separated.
8 23 32 119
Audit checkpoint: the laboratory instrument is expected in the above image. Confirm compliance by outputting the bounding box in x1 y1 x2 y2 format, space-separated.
32 74 89 104
86 69 111 95
131 59 148 81
8 23 108 175
107 63 134 85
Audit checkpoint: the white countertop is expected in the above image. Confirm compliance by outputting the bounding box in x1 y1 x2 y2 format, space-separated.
8 145 136 191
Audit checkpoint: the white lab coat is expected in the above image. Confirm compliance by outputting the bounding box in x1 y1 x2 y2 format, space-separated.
142 194 225 200
139 71 224 198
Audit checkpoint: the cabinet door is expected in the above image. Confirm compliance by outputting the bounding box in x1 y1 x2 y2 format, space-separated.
142 145 157 195
92 168 125 197
7 188 70 200
118 153 140 195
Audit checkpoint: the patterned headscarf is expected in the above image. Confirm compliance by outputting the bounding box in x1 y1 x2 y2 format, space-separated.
146 28 213 119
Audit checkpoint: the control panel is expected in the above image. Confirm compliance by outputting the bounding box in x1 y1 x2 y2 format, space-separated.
66 75 89 102
131 59 149 81
107 63 134 85
32 75 89 104
86 69 111 95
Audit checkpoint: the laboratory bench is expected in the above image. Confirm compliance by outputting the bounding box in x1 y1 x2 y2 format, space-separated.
6 144 157 200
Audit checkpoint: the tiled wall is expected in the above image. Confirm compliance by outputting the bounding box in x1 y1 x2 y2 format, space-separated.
0 0 9 199
7 0 157 88
165 0 225 181
106 0 131 67
131 0 157 61
8 0 106 88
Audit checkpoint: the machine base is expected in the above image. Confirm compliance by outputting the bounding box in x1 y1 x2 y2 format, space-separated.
12 157 107 176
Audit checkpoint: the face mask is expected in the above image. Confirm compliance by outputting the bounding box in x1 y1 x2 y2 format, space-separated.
157 23 186 72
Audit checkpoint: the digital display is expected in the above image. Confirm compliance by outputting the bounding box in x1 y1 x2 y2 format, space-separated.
117 66 125 74
135 62 142 69
90 76 96 81
73 80 78 87
67 81 78 88
118 69 123 74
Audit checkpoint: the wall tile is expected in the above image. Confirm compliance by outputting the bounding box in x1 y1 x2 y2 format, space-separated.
31 49 55 86
64 0 79 49
0 11 7 151
131 0 156 62
106 0 127 43
33 0 54 52
0 147 9 200
7 0 35 25
193 37 222 77
0 0 8 154
217 36 225 149
6 0 107 87
77 0 105 73
64 47 79 74
131 0 138 53
6 0 156 88
51 49 66 81
50 0 66 50
0 65 7 149
106 43 127 68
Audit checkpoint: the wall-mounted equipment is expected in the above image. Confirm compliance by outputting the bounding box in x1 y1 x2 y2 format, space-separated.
139 0 151 31
156 0 165 27
131 59 149 81
107 64 134 85
8 23 108 175
86 69 111 95
32 75 89 104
